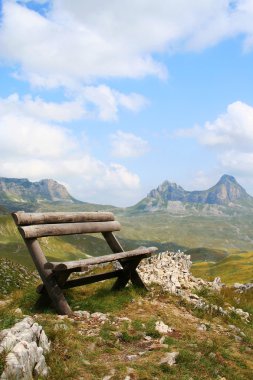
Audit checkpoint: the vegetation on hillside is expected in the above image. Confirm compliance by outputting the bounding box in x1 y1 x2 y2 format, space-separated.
192 251 253 285
0 263 252 380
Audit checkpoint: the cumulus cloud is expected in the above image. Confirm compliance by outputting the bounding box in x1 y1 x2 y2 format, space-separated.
178 100 253 176
0 93 85 122
0 96 141 206
0 89 146 123
1 1 253 88
179 101 253 151
80 86 147 121
110 130 149 158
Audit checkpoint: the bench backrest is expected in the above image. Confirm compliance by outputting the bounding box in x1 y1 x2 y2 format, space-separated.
12 211 121 239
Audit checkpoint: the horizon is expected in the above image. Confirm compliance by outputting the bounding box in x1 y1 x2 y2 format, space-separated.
1 1 253 206
1 172 252 206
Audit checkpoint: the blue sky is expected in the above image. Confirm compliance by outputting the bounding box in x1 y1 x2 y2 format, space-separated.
1 0 253 206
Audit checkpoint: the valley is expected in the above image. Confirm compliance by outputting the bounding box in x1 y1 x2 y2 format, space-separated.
0 175 253 284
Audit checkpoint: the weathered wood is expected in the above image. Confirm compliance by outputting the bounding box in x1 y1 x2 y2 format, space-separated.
44 247 157 271
24 239 72 315
12 211 115 226
19 221 121 239
62 270 123 289
12 209 158 315
111 257 146 291
102 231 124 253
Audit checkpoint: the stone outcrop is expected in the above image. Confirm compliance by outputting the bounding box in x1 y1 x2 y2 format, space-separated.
137 251 250 322
137 251 213 294
233 283 253 293
0 317 50 379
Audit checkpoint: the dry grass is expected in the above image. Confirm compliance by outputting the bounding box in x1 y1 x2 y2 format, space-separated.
0 280 252 380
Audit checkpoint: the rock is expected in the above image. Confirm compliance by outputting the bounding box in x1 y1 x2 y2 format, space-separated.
73 310 90 319
159 351 179 366
234 335 242 342
102 375 114 380
197 323 207 331
148 343 168 350
0 300 11 308
126 355 138 361
53 323 69 331
14 308 22 316
155 321 173 334
0 317 50 379
233 283 253 293
91 312 108 321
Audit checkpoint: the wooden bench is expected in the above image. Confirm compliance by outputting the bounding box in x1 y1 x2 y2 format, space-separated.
12 211 158 315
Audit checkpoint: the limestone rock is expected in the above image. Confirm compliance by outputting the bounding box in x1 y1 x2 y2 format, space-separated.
159 351 179 366
155 321 173 334
0 317 50 379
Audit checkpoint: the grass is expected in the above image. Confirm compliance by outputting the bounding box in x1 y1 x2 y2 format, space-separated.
0 277 252 379
192 251 253 284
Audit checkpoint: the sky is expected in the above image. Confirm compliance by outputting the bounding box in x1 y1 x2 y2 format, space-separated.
0 0 253 206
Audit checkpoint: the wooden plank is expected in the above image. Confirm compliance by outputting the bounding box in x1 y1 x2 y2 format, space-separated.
62 270 123 289
45 247 158 271
24 239 72 315
19 221 121 239
12 211 115 226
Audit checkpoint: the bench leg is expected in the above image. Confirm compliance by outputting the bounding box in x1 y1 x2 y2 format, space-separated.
112 258 147 291
36 270 72 311
25 239 72 315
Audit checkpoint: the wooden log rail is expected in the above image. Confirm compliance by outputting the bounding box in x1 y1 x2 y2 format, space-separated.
45 247 157 271
13 211 115 225
18 221 121 239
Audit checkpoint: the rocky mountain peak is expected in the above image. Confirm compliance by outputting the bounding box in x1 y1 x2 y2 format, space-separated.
0 177 76 209
208 174 250 204
135 174 252 211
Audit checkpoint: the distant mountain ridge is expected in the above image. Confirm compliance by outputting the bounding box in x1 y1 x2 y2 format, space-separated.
0 177 78 211
133 175 253 212
0 174 252 214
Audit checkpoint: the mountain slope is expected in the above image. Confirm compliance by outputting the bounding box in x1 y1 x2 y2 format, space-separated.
0 177 76 203
0 177 78 212
0 177 118 213
132 174 253 212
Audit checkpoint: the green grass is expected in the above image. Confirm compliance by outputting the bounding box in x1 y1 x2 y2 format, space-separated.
192 251 253 284
0 279 252 380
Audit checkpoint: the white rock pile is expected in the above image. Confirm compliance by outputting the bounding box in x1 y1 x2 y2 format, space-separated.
0 317 50 380
137 251 250 322
137 251 217 294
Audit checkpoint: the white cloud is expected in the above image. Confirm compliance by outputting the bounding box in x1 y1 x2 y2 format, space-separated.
181 101 253 151
0 93 85 122
178 100 253 177
0 89 147 124
219 150 253 175
110 130 149 158
0 100 141 205
1 1 253 88
0 113 76 158
80 85 147 121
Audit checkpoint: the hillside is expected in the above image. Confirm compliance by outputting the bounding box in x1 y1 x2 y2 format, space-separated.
1 174 253 278
192 250 253 284
0 255 252 380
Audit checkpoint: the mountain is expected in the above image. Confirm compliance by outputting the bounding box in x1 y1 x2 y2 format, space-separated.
0 177 118 213
132 174 253 212
0 177 78 212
